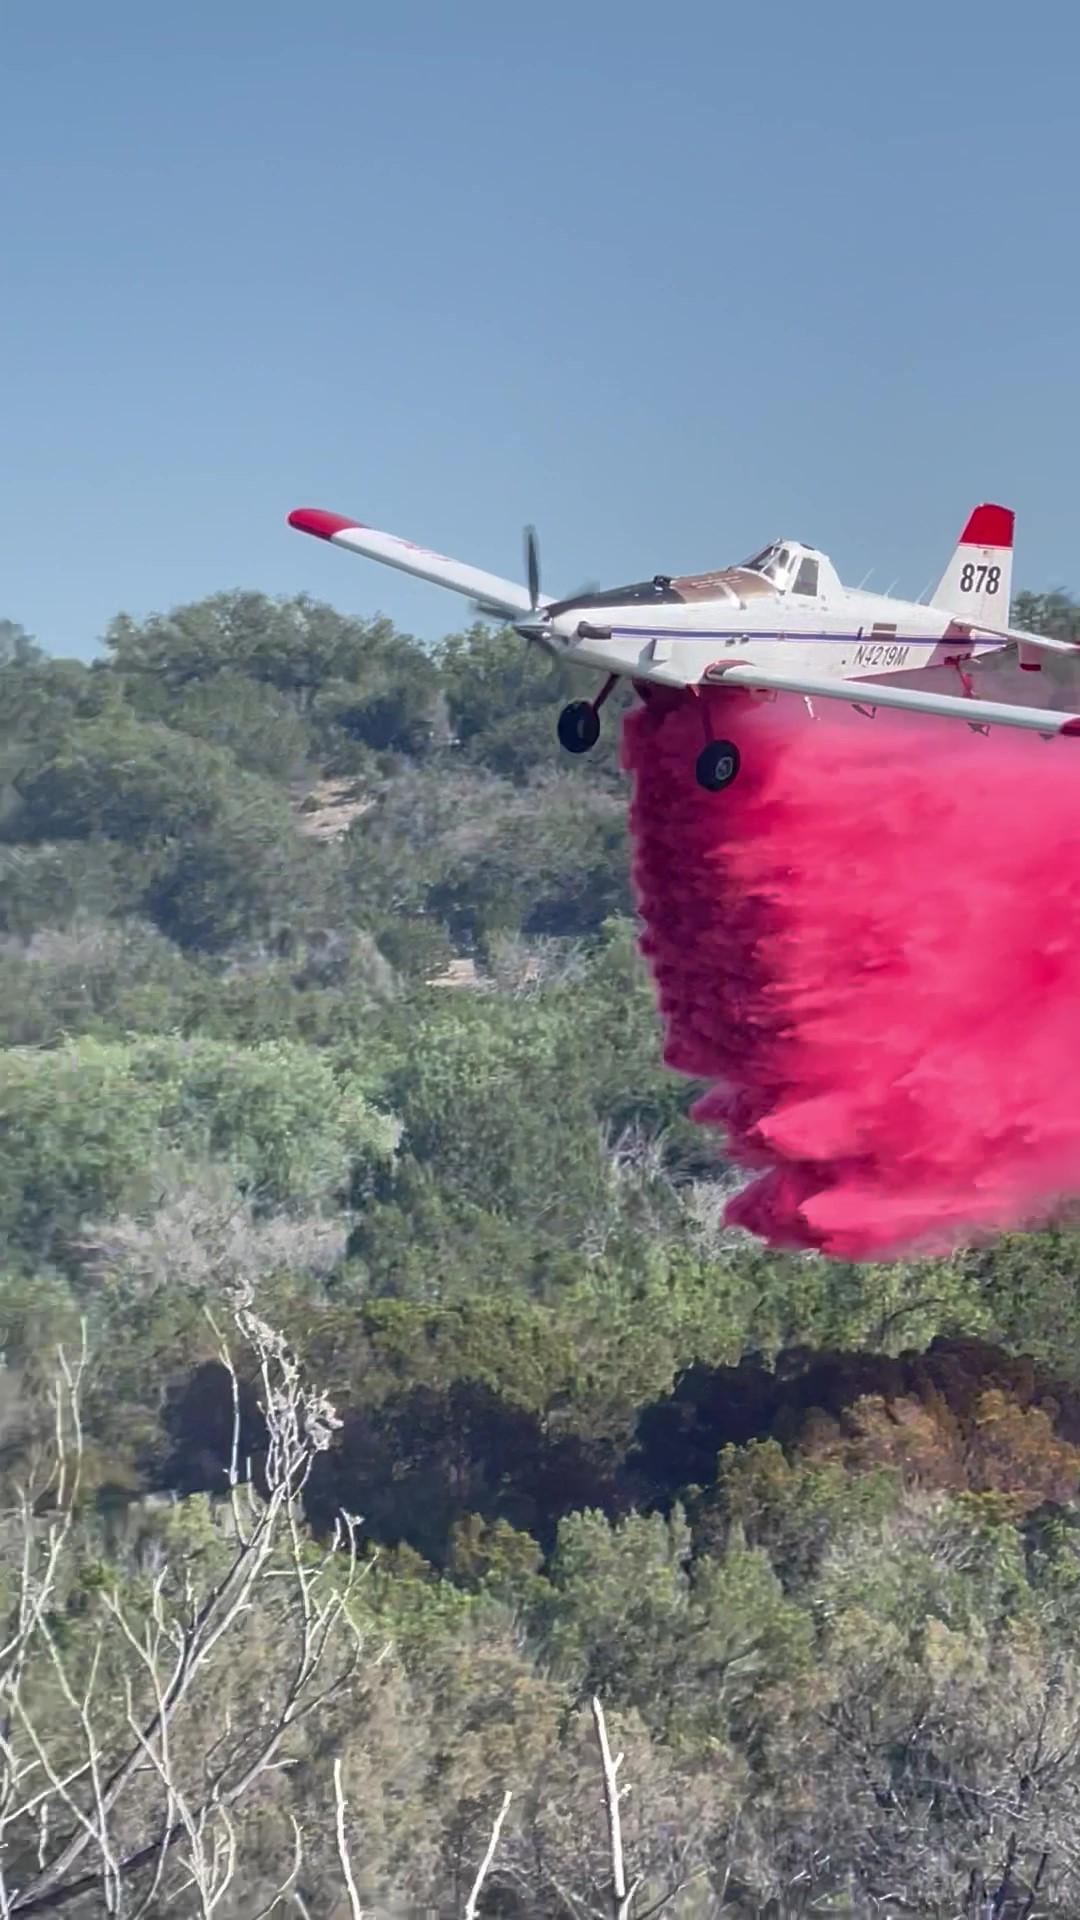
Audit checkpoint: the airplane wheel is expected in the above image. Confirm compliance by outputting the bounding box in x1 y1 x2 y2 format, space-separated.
557 701 601 754
695 740 741 791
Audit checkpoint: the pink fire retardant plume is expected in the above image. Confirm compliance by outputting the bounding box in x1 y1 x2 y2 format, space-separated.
623 686 1080 1261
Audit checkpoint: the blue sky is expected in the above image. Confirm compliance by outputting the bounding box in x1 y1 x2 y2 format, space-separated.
2 0 1078 657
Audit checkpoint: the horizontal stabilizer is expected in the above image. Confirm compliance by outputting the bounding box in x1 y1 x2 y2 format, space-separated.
288 508 543 619
991 628 1080 658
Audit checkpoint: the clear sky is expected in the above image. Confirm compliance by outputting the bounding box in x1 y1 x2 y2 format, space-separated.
2 0 1078 658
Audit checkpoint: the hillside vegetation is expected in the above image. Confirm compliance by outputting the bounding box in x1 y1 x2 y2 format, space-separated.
1 590 1080 1916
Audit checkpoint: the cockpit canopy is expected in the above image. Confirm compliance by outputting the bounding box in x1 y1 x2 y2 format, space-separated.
741 542 821 597
545 538 831 620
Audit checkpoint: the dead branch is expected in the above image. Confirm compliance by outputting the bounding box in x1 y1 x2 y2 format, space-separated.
464 1789 513 1920
0 1306 370 1917
591 1696 642 1920
333 1756 365 1920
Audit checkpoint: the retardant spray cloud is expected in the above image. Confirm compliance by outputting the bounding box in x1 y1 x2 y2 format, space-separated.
624 686 1080 1261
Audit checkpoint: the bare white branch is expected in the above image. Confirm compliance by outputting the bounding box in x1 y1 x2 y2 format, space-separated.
464 1789 513 1920
0 1307 371 1918
592 1697 641 1920
333 1758 364 1920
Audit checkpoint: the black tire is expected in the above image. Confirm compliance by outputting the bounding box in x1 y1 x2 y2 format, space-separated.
695 739 741 791
557 701 601 754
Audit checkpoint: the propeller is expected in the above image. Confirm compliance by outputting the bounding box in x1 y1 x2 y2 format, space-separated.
525 524 540 612
514 524 551 645
471 524 547 626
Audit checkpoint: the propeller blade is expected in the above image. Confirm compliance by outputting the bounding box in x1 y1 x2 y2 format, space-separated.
525 525 540 612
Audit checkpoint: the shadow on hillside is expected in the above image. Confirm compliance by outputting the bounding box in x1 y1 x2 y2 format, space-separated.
157 1336 1080 1569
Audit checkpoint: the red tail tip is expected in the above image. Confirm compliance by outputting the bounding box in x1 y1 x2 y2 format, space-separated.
959 503 1014 548
288 507 361 541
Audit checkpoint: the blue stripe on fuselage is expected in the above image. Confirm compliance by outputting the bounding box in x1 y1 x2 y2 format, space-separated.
607 627 955 645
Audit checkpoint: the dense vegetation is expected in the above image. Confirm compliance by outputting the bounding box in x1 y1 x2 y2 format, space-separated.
2 588 1080 1915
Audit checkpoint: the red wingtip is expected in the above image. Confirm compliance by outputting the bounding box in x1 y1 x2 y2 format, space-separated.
959 503 1014 548
1060 718 1080 735
288 507 362 541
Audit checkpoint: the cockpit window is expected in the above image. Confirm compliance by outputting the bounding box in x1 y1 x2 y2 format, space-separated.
793 557 819 596
743 543 792 581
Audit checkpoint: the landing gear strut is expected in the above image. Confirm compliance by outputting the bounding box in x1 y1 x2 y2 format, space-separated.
557 675 618 755
695 689 741 790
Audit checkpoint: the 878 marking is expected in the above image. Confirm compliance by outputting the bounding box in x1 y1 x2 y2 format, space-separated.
960 562 1001 594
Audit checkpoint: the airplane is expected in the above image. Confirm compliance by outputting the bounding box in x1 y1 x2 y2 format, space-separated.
287 501 1080 791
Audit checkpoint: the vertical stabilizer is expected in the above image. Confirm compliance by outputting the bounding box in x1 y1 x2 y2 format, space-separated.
930 503 1014 626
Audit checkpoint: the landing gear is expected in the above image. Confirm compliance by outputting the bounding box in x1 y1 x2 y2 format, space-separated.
557 700 602 754
556 675 742 793
695 739 741 791
556 675 618 756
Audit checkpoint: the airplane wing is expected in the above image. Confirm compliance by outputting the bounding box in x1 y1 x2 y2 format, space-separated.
288 507 542 619
714 663 1080 739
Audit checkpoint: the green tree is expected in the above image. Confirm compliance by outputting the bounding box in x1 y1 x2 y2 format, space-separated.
0 1039 166 1257
0 918 199 1046
107 592 440 750
0 619 41 667
436 621 624 784
1011 588 1080 639
0 840 128 938
127 670 316 780
359 990 613 1263
132 1032 397 1209
0 1033 396 1258
105 591 376 696
12 714 242 845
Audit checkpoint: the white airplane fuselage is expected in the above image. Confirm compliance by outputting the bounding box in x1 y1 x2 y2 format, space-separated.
555 582 994 692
